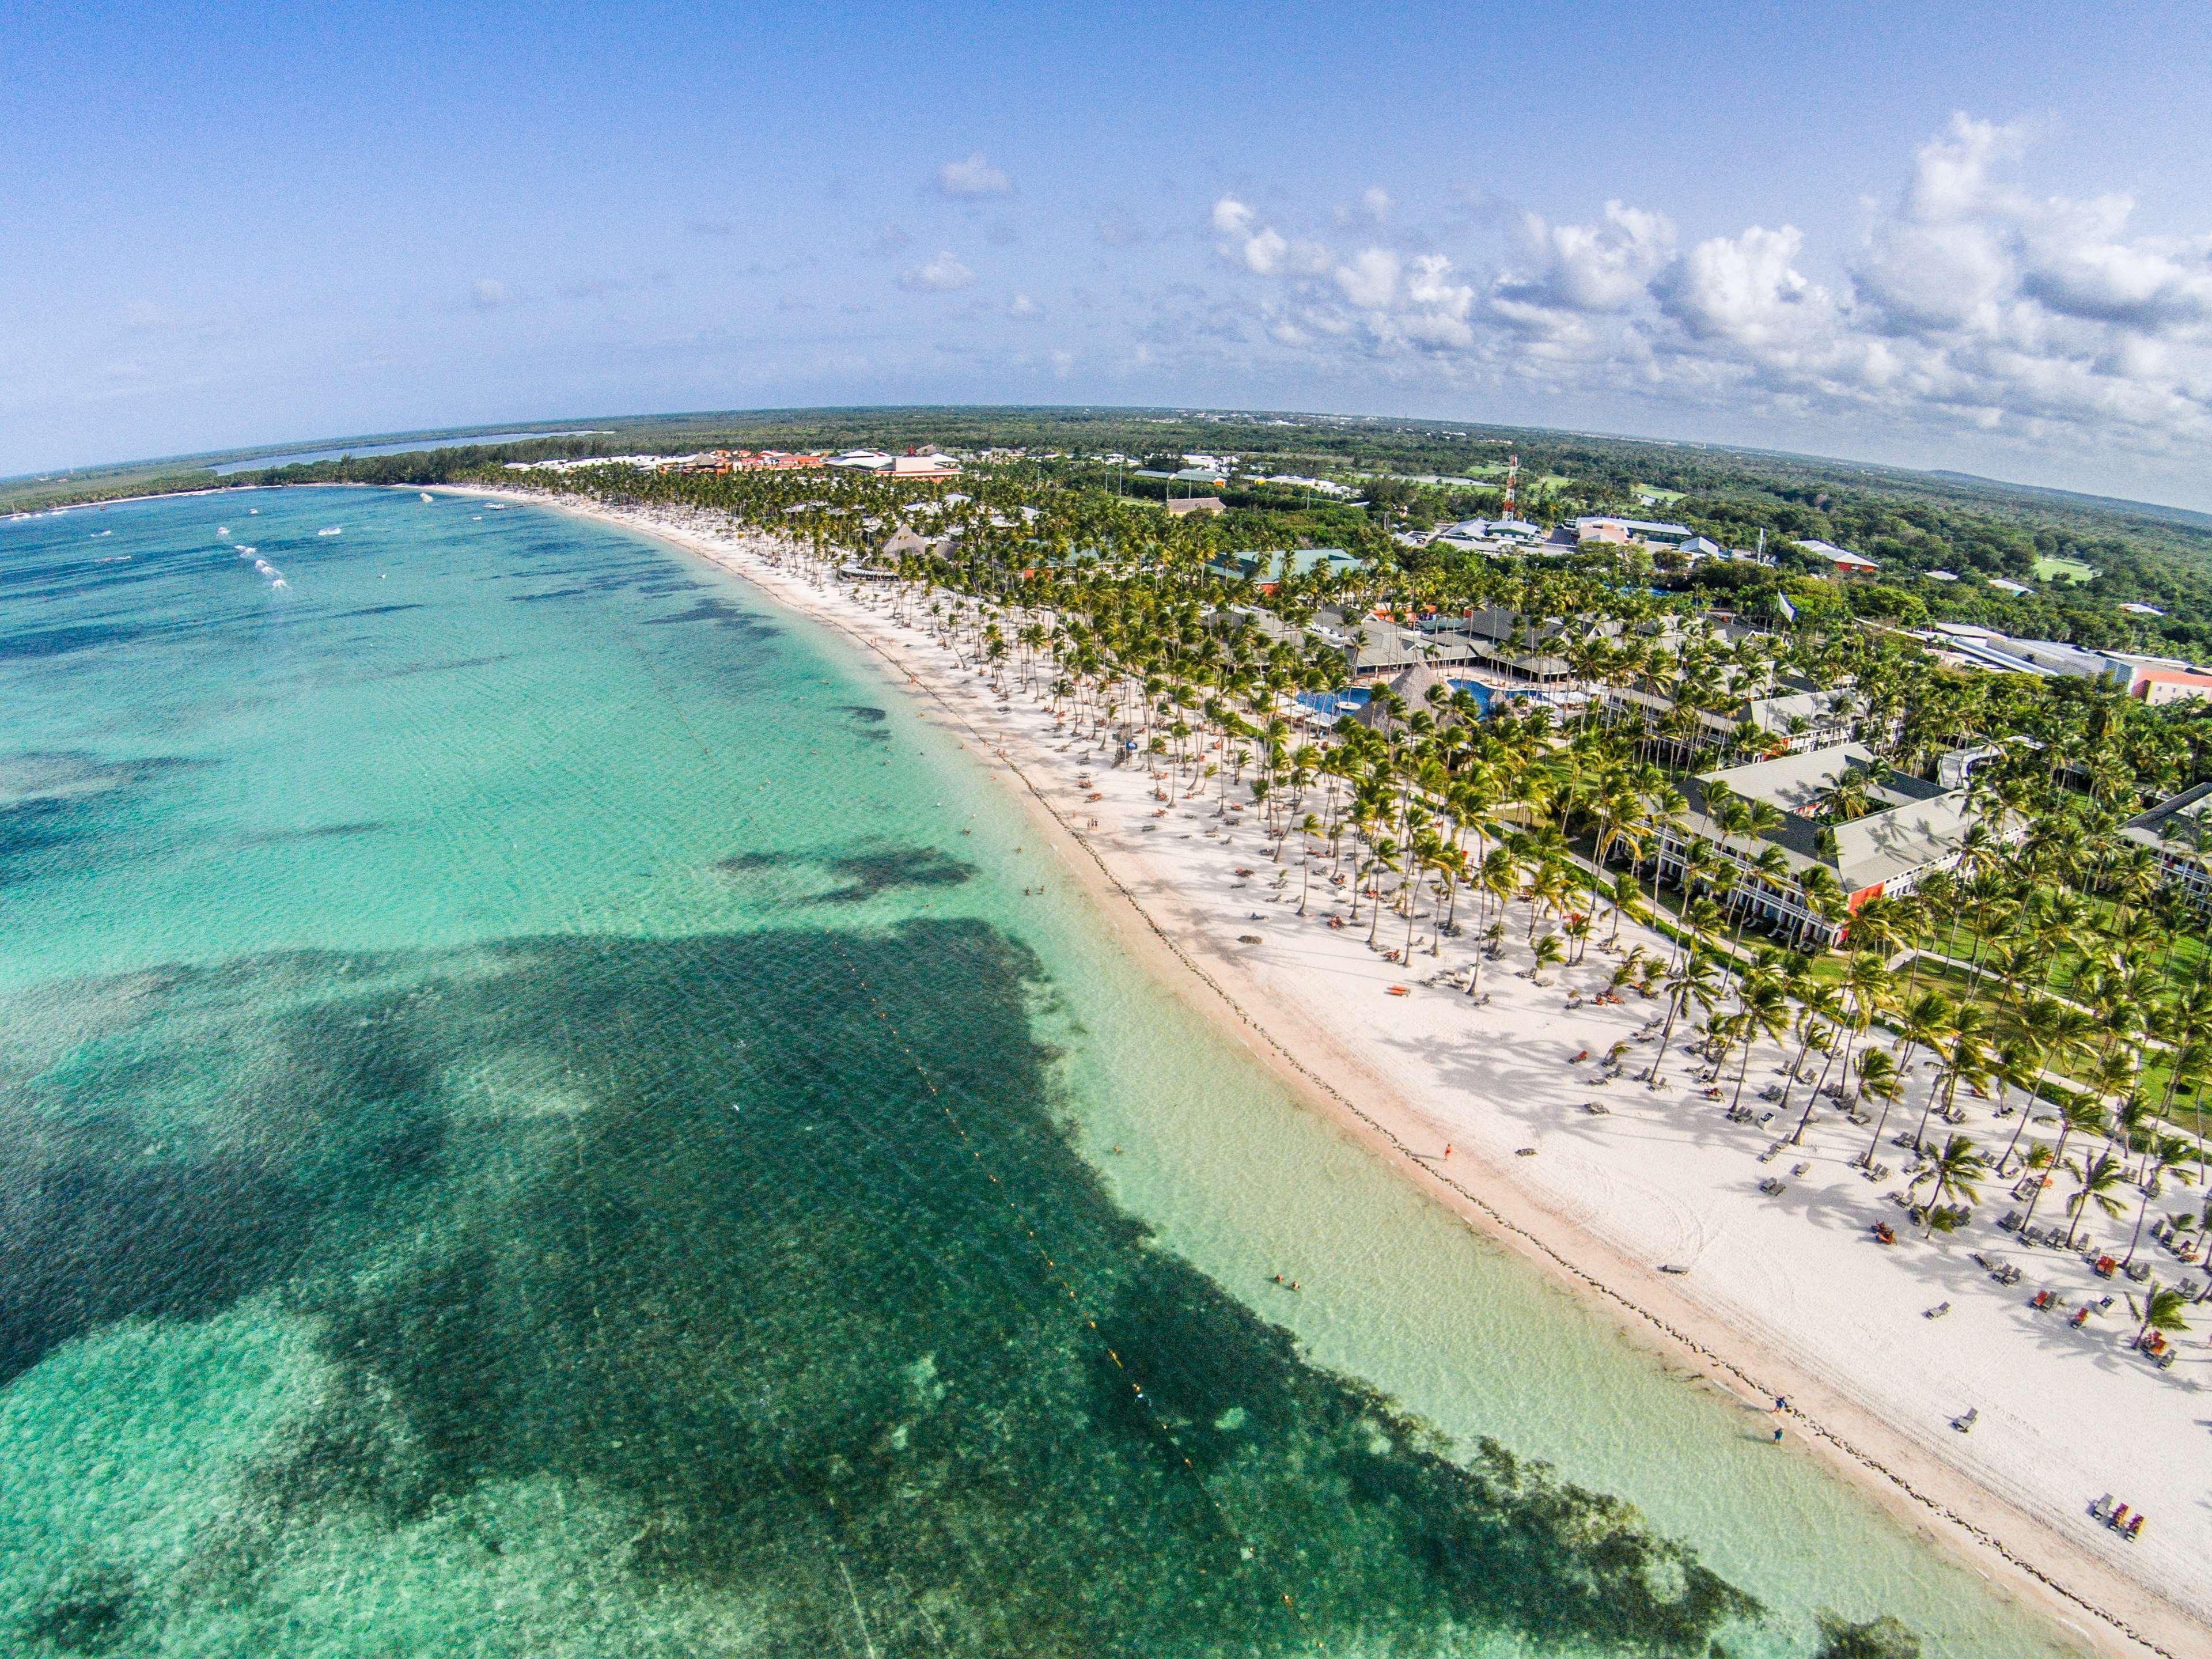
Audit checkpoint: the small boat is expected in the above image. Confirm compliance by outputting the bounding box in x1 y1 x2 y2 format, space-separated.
419 493 433 502
1385 986 1409 997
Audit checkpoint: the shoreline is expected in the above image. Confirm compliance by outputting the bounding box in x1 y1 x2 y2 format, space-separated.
442 482 2204 1659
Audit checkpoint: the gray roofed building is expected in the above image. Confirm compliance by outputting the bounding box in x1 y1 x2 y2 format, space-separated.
1603 684 1858 763
2120 781 2212 912
1334 619 1475 675
1205 547 1365 586
1644 744 1988 948
1354 662 1463 729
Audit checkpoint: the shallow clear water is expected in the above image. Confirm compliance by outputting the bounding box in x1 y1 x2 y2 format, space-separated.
0 487 2082 1657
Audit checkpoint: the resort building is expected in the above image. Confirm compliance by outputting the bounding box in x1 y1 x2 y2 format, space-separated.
1646 744 1989 947
2130 668 2212 706
1332 619 1476 676
1164 495 1225 517
825 449 963 480
1603 684 1861 763
1795 539 1881 575
888 453 963 480
1575 516 1692 548
1204 547 1364 591
2120 782 2212 912
1431 517 1547 554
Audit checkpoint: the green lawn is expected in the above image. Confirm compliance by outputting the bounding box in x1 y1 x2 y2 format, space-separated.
1921 896 2207 1002
2032 555 2099 585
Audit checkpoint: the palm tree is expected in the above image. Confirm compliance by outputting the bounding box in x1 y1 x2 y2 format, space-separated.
1732 968 1794 1115
1910 1134 1988 1234
1915 1003 1993 1151
2024 1075 2105 1210
2120 1134 2196 1270
1778 983 1843 1126
1854 1048 1905 1162
1294 813 1324 914
2063 1152 2130 1249
2130 1281 2191 1351
1649 950 1721 1090
1603 871 1652 946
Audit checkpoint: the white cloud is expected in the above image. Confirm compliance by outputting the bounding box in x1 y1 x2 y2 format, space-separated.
1657 224 1827 349
1500 200 1675 315
900 251 976 293
1334 248 1400 310
1191 115 2212 476
469 279 510 310
1210 195 1326 278
937 151 1012 197
1008 293 1041 319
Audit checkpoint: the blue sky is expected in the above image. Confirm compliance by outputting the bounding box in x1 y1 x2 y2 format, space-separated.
9 1 2212 505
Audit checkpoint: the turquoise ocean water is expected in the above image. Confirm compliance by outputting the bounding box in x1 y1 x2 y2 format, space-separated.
0 487 2084 1657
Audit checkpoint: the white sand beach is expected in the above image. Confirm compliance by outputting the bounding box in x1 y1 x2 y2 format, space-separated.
460 487 2211 1659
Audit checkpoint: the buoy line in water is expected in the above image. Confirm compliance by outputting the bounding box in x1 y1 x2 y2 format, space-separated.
733 538 2181 1659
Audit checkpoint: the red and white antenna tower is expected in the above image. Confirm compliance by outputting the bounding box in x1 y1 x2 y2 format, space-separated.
1501 452 1520 518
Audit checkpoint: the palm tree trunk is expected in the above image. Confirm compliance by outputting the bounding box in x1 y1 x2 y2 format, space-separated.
2019 1127 2073 1232
2001 1063 2048 1171
1794 1034 1842 1145
2122 1183 2156 1269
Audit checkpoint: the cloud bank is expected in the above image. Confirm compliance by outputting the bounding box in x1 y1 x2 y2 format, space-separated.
1201 115 2212 476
